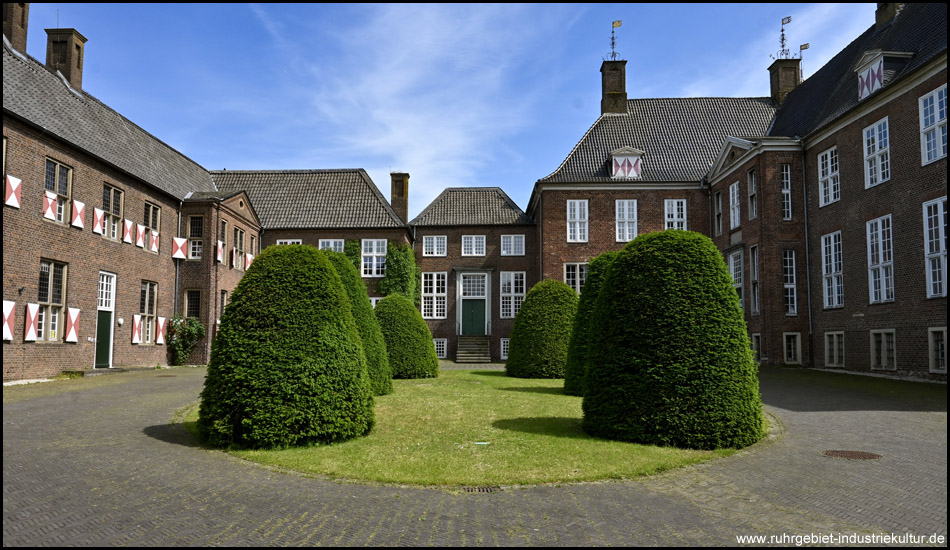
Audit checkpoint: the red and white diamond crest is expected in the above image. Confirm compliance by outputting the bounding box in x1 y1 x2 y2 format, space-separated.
4 175 22 209
43 191 57 220
71 200 86 229
2 300 14 341
93 208 105 235
172 237 188 259
24 303 39 342
65 308 80 343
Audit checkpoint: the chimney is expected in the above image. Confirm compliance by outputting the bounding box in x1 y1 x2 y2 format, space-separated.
600 60 628 114
45 27 87 91
2 3 29 54
875 3 904 29
390 172 409 223
767 58 801 104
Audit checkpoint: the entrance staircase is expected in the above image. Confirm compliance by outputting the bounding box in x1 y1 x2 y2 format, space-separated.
456 335 491 363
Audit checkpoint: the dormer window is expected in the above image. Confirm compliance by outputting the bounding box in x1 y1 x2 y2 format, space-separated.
610 147 644 179
856 50 914 101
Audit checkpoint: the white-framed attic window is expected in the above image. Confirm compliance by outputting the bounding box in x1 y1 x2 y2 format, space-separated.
609 147 644 180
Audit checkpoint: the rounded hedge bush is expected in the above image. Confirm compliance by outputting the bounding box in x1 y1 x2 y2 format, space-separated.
197 244 374 449
374 293 439 379
505 279 578 379
324 250 393 396
563 251 619 396
582 230 764 450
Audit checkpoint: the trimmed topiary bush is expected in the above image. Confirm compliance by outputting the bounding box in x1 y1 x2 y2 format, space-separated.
505 279 578 379
582 230 764 450
197 244 374 449
324 250 393 396
374 293 439 379
563 251 619 396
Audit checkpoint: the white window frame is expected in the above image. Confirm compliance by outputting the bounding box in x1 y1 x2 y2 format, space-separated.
866 214 894 303
564 263 587 294
783 333 801 365
665 199 687 230
869 329 897 371
783 250 798 316
747 169 757 220
103 184 123 240
500 271 526 319
423 235 447 257
729 182 741 229
919 84 947 165
461 235 486 256
567 200 588 242
923 197 947 298
188 215 203 260
361 239 387 277
781 164 793 220
369 297 383 309
139 281 157 345
318 239 343 252
500 338 510 360
729 250 743 310
929 327 947 374
818 147 840 207
615 199 638 242
37 260 66 342
825 331 845 367
44 158 72 224
421 272 447 319
863 117 890 188
277 239 303 245
749 245 759 315
433 338 447 359
822 231 844 308
460 273 487 298
501 234 525 256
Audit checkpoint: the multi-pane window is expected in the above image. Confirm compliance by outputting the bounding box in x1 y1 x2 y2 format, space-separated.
729 182 741 229
818 147 840 206
783 250 798 315
714 192 723 235
924 197 947 297
501 235 525 256
37 260 66 341
784 333 801 364
751 333 761 363
318 239 343 252
250 235 257 255
97 272 115 310
500 338 510 360
423 235 447 256
362 239 387 277
749 245 759 315
567 200 588 242
233 227 245 269
747 170 757 220
462 235 486 256
729 250 743 309
919 84 947 165
185 290 201 319
102 184 123 239
867 215 894 303
433 339 447 359
144 202 160 251
822 232 844 308
421 272 447 319
219 220 228 250
825 332 845 367
278 239 303 245
870 329 896 370
188 216 203 259
500 271 526 319
140 281 157 344
929 327 947 373
665 199 687 230
564 263 587 293
864 118 890 188
781 164 793 220
44 159 71 223
461 274 486 297
615 199 638 242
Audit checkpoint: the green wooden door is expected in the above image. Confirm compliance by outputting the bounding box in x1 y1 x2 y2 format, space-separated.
461 300 486 336
94 310 112 368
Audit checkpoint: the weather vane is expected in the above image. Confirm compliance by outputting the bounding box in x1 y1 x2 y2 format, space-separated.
772 16 804 60
608 20 622 61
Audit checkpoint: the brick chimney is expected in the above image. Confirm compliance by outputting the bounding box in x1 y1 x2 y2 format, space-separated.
2 3 29 54
45 27 87 91
875 3 904 29
767 58 801 104
600 60 628 114
390 172 409 223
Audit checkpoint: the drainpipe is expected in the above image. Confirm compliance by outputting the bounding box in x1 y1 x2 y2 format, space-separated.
174 201 182 313
799 140 815 367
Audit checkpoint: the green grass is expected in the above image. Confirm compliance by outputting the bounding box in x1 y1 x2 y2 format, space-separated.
185 370 733 486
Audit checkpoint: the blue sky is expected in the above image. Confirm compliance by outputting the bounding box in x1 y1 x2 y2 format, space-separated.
23 3 876 218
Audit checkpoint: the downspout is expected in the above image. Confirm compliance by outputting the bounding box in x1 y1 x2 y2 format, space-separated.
174 200 182 314
799 140 814 367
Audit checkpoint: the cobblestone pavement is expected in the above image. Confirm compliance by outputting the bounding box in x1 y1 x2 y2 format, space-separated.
3 366 946 546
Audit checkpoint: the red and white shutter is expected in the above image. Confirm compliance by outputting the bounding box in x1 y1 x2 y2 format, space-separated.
245 253 254 270
71 199 86 229
231 247 237 268
216 240 224 263
123 219 134 243
24 303 39 342
43 191 57 220
151 231 160 253
136 224 146 248
65 307 80 343
131 314 141 344
4 175 22 209
156 316 166 345
172 237 188 259
93 208 105 235
2 300 14 341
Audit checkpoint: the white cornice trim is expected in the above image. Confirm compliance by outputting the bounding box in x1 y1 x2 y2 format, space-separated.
708 140 802 187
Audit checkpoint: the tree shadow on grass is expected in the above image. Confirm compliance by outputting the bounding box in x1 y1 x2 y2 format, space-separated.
497 386 569 395
492 416 588 439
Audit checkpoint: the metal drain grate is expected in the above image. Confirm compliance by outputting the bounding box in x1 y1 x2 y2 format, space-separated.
463 486 499 493
821 450 882 460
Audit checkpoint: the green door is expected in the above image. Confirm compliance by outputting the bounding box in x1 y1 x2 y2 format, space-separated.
95 310 112 368
462 300 486 336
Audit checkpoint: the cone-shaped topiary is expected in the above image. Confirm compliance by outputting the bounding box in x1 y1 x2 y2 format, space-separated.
197 244 374 449
582 231 764 450
374 293 439 379
505 279 578 378
563 251 619 396
324 250 393 396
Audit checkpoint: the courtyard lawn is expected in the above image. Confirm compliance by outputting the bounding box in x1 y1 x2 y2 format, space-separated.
185 369 734 486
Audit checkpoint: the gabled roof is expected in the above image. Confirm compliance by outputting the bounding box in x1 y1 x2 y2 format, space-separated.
184 190 262 228
211 169 405 230
2 39 215 201
770 3 947 139
410 187 532 226
538 97 777 184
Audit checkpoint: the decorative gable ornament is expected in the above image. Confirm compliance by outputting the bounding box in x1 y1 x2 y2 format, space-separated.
609 147 644 180
71 199 86 229
65 307 80 343
93 208 105 235
172 237 188 259
5 175 22 208
3 300 14 341
123 219 134 243
43 191 57 220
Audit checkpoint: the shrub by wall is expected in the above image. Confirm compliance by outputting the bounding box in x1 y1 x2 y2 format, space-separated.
379 242 418 304
374 293 439 379
197 244 374 449
505 280 578 379
324 250 393 396
582 231 764 450
563 251 619 396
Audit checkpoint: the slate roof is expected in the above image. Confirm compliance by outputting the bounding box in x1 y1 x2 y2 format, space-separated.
410 187 532 226
539 97 777 184
770 3 947 139
2 40 215 200
211 169 405 229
